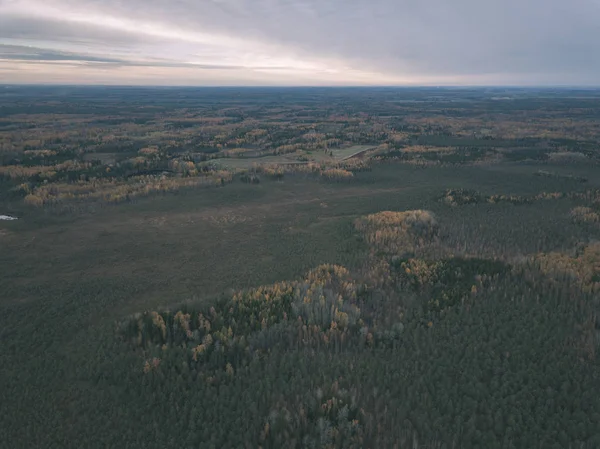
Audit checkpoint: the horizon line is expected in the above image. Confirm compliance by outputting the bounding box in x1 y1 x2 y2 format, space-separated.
3 83 600 89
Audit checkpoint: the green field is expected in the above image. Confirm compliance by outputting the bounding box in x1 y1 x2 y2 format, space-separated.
207 146 374 170
208 155 304 169
331 145 377 160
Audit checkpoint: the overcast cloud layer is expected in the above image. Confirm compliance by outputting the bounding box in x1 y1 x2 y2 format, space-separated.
1 0 599 85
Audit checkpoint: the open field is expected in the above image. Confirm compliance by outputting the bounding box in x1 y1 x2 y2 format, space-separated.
2 87 600 448
205 146 376 170
208 155 305 169
331 145 377 160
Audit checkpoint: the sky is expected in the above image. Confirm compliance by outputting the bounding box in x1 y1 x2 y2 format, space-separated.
1 0 599 86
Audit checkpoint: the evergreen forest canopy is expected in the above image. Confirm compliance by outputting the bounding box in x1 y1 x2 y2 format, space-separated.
1 86 599 448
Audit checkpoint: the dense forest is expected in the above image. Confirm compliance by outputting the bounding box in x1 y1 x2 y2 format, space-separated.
1 87 600 448
117 209 600 448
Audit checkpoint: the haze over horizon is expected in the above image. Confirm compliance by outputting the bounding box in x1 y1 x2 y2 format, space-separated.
1 0 599 86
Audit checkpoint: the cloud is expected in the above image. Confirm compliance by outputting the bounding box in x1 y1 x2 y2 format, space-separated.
0 44 300 71
0 15 154 47
1 0 599 85
0 45 124 63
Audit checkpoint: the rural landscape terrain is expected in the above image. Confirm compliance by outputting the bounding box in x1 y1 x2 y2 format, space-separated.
1 86 600 448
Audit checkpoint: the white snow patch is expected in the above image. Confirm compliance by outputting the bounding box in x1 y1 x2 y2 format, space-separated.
0 215 18 221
